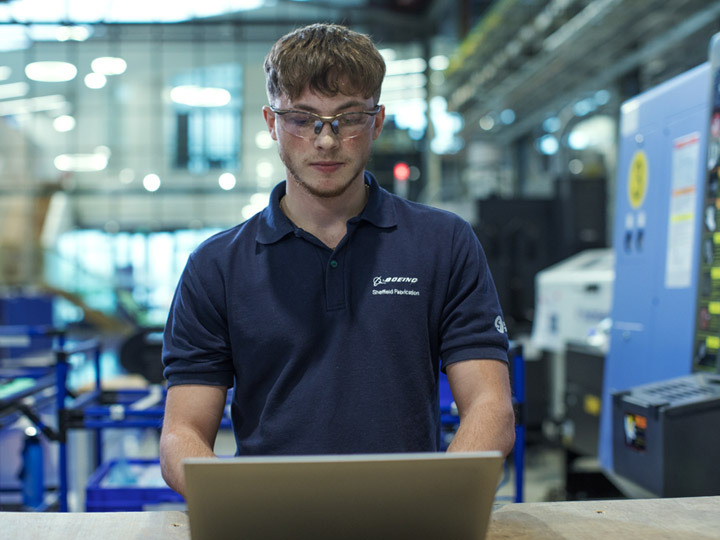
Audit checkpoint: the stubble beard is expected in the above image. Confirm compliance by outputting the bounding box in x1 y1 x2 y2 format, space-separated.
279 145 368 199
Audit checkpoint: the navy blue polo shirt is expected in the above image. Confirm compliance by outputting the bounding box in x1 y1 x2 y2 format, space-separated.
163 172 508 455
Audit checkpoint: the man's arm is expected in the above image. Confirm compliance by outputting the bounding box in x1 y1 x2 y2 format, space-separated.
445 359 515 456
160 384 228 497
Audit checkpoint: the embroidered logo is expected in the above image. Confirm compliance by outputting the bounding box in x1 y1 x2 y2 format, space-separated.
373 276 419 286
494 315 507 334
372 276 420 296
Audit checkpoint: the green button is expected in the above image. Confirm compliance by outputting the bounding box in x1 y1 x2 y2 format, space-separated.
330 260 338 268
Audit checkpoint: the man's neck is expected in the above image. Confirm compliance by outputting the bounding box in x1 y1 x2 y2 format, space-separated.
281 175 369 249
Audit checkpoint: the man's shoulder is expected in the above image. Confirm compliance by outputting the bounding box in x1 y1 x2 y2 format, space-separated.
191 217 259 261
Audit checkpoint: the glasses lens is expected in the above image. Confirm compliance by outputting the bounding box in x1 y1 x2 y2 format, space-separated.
280 112 316 138
337 113 373 138
277 110 374 139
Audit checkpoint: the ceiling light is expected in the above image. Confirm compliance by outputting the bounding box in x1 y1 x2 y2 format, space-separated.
56 25 92 42
143 173 161 192
91 57 127 76
0 25 31 52
25 61 77 82
479 115 495 131
85 72 107 89
378 49 397 62
0 82 29 100
54 153 108 172
385 58 427 77
429 55 449 71
53 115 76 132
219 173 237 191
170 85 231 107
381 73 426 92
538 135 559 155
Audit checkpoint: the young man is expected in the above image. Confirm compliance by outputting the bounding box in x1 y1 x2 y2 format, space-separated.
160 23 515 497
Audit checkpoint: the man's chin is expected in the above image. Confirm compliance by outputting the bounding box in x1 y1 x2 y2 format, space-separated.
291 172 360 199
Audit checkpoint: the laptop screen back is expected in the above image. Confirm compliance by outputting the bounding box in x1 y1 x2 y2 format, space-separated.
184 451 503 540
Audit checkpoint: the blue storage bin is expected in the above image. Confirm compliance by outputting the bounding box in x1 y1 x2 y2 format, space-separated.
85 458 185 511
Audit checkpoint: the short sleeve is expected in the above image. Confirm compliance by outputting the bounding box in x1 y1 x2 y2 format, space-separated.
439 219 509 371
162 254 235 387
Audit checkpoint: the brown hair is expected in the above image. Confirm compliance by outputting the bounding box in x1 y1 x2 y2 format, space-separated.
264 23 386 104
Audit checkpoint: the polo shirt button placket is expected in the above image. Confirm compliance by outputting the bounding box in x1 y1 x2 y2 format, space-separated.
330 259 338 269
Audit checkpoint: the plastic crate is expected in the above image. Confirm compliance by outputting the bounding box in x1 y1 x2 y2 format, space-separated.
86 458 185 511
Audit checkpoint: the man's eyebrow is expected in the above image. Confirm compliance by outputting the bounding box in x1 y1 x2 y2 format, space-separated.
290 100 368 114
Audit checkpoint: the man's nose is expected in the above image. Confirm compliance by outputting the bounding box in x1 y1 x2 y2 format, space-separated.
314 121 340 147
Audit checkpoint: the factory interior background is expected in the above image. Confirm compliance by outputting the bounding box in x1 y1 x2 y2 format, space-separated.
1 0 720 512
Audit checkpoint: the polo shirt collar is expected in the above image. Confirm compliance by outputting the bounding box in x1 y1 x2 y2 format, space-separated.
256 171 397 245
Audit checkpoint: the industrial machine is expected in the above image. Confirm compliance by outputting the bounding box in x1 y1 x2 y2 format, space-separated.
600 34 720 496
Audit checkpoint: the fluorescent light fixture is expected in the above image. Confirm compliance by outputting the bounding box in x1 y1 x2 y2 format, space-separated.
0 94 66 116
0 25 31 52
84 72 107 89
218 173 237 191
381 73 426 92
91 57 127 76
25 61 77 82
378 49 397 62
54 153 108 172
56 25 92 42
170 85 231 107
53 114 76 132
385 58 427 76
0 82 29 100
0 67 12 81
143 173 161 192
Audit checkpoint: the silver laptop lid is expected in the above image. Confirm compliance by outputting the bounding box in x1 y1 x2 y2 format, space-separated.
184 451 503 540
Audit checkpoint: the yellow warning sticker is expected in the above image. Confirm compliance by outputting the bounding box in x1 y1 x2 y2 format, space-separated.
628 150 649 209
583 394 601 417
706 335 720 350
709 302 720 315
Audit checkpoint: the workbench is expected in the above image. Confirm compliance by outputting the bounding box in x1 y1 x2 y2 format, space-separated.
2 496 718 539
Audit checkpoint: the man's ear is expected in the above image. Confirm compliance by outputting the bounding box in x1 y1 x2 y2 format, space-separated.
262 106 278 140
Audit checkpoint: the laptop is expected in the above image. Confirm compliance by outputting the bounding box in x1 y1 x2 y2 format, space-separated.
183 451 503 540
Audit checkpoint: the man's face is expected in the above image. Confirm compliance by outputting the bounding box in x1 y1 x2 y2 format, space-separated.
263 88 384 199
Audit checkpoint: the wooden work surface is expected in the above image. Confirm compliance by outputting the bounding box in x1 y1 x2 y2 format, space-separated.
486 496 720 539
1 496 719 539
